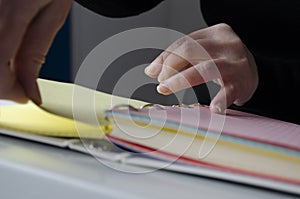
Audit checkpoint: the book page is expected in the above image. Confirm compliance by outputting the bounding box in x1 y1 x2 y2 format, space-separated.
110 106 300 151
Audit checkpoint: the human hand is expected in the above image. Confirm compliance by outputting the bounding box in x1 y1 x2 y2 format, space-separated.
0 0 73 104
145 23 258 114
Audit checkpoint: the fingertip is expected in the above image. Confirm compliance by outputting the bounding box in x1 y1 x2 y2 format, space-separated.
26 80 42 105
157 74 166 83
14 97 30 104
15 66 42 105
145 62 162 78
144 67 156 78
233 99 245 106
209 104 225 114
157 84 172 95
19 77 42 105
31 93 42 106
6 95 29 104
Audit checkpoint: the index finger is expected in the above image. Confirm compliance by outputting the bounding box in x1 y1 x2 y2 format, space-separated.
157 60 221 95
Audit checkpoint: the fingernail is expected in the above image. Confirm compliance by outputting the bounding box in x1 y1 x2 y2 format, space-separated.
145 64 160 78
157 84 172 95
144 67 151 75
210 104 224 114
157 74 166 83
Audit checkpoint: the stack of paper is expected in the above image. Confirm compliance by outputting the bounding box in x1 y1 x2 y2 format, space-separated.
0 78 299 195
106 104 300 186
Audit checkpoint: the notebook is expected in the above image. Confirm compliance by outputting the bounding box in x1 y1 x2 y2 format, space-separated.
0 78 300 195
106 106 300 185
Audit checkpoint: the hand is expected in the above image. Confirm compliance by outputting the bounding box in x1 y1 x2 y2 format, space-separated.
0 0 73 104
145 23 259 114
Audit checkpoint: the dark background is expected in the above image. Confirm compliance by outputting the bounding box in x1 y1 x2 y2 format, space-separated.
39 14 71 83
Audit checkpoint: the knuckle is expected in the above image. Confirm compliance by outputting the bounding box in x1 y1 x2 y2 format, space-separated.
179 41 201 60
211 23 240 43
215 23 233 32
28 54 46 67
211 23 233 36
216 37 246 58
17 53 46 69
168 37 187 53
230 38 245 51
32 54 46 65
181 41 195 55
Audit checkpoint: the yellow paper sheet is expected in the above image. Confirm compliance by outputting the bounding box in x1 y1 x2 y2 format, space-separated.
0 78 148 138
37 79 148 125
0 103 106 138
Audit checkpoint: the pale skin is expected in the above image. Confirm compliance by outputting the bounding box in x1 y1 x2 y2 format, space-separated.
0 1 258 113
0 0 73 104
145 23 259 114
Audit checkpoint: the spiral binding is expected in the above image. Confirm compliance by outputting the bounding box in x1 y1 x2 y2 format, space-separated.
140 103 165 110
112 104 140 111
112 103 203 112
171 103 203 108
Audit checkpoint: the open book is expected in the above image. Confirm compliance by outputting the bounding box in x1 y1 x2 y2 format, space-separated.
0 78 300 195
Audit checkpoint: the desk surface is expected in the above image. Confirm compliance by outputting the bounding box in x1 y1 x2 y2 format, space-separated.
0 134 299 199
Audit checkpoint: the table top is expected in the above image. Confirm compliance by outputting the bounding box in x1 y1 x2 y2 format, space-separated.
0 134 299 199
